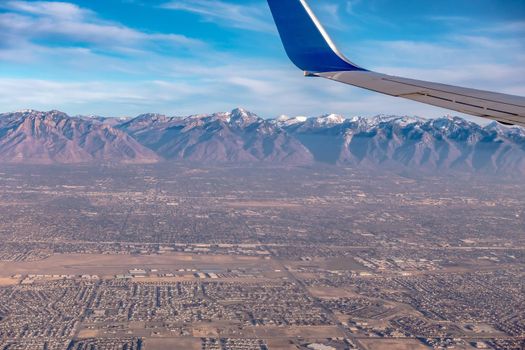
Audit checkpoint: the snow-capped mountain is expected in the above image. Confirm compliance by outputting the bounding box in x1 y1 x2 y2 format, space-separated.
118 108 312 163
1 109 524 175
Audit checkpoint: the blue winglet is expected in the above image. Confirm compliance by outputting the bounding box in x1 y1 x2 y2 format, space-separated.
267 0 365 73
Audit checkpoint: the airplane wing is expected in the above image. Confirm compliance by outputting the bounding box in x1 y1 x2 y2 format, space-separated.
267 0 525 127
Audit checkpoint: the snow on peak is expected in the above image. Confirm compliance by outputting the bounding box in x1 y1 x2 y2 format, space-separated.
322 114 345 123
17 109 39 114
351 115 424 128
276 115 308 126
276 115 290 122
230 107 257 118
309 114 345 126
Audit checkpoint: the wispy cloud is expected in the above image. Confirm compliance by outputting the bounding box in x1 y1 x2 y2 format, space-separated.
345 0 361 15
3 0 90 19
351 33 525 97
0 0 203 60
427 15 471 23
479 20 525 34
161 0 274 32
314 2 348 30
0 78 208 110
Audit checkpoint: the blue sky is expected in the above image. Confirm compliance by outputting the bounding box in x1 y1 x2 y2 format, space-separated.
0 0 524 119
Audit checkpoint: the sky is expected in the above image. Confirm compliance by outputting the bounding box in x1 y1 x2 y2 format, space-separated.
0 0 524 120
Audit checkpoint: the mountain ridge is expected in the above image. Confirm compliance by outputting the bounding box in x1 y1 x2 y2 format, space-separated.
0 110 159 164
1 109 524 175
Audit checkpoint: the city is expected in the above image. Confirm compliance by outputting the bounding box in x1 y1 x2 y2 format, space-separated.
0 164 522 349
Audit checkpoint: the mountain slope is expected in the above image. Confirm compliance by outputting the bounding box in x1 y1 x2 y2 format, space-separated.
118 108 313 164
0 110 159 164
278 115 525 174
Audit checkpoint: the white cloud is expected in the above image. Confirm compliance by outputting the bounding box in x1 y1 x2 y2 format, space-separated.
4 1 90 19
345 0 361 15
426 15 471 24
453 35 524 50
0 78 208 114
346 33 525 94
312 2 352 31
161 0 274 32
477 21 525 34
0 0 203 60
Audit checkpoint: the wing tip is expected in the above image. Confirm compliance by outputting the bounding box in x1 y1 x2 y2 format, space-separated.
267 0 365 73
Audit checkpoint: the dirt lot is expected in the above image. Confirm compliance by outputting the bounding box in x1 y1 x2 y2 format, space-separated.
359 338 431 350
250 326 344 338
0 253 278 277
0 277 20 286
266 338 299 350
307 286 359 299
145 338 200 350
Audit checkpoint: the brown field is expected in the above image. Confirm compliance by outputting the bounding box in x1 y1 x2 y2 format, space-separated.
250 326 344 338
359 338 430 350
192 325 221 338
145 338 200 350
0 253 278 277
0 277 20 286
77 329 100 338
308 286 358 299
266 338 299 350
284 256 369 273
324 256 371 271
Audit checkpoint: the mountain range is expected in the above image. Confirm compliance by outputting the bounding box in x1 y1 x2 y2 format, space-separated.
1 108 524 175
0 110 158 164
